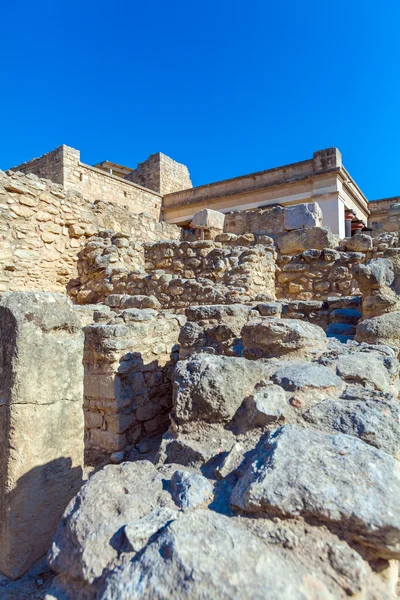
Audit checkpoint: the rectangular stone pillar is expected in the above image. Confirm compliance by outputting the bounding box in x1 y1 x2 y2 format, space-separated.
0 293 84 579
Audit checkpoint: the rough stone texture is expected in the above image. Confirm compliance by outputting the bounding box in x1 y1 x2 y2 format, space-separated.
48 461 172 584
353 258 400 318
344 233 374 252
96 510 323 600
125 151 192 195
170 470 213 508
172 354 272 424
191 208 225 231
231 424 400 557
333 353 392 392
275 227 340 255
12 145 165 218
74 235 276 308
355 312 400 348
224 203 322 236
242 318 327 360
0 293 84 579
271 362 345 407
303 397 400 457
284 202 323 231
83 309 184 454
276 247 365 301
243 384 289 426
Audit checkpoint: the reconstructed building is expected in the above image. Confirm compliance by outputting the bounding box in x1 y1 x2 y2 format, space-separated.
9 143 396 238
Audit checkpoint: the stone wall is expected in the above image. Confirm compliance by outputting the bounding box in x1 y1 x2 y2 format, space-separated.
275 231 398 301
178 297 361 359
83 309 184 454
369 199 400 234
73 232 276 308
10 145 65 184
126 152 192 195
0 169 181 294
11 145 164 219
73 226 400 309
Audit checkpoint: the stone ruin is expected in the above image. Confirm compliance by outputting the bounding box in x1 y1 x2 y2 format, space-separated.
1 162 400 599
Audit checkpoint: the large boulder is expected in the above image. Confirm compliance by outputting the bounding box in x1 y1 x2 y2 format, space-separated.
271 362 345 406
170 470 213 509
191 208 225 231
355 312 400 349
95 510 327 600
344 233 373 253
231 424 400 558
353 259 395 295
172 354 271 424
275 227 339 255
242 318 327 360
353 258 400 318
303 396 400 457
332 354 393 393
48 461 174 585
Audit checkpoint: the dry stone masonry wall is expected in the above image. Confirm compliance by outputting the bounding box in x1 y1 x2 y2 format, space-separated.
0 169 181 294
73 232 276 308
83 309 184 455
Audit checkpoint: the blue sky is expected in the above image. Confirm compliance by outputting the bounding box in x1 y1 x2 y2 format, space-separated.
1 0 399 200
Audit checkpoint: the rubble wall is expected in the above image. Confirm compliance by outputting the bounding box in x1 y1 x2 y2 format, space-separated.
73 233 276 307
83 310 184 454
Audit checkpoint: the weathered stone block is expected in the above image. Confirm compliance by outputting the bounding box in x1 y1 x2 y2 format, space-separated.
0 292 84 579
284 202 323 231
191 208 225 230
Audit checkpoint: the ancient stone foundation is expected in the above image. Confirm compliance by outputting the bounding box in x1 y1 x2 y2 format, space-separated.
1 150 400 598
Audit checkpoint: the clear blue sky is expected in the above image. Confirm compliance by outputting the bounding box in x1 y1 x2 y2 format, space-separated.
1 0 400 199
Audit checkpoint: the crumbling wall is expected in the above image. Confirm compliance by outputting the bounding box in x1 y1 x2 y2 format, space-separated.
83 309 184 454
73 232 276 307
275 229 396 301
0 169 181 294
178 297 361 359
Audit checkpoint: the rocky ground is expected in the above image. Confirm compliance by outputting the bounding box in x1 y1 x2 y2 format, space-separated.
38 315 400 599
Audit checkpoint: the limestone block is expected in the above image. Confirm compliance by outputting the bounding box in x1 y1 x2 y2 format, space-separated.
191 208 225 231
275 227 340 255
284 202 323 231
242 318 327 360
345 233 373 253
0 292 84 579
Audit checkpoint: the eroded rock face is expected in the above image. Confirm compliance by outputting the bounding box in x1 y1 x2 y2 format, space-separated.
283 202 323 231
275 226 340 254
48 461 172 584
46 314 400 599
242 318 327 360
355 311 400 349
230 424 400 558
172 354 271 424
353 258 400 319
303 397 400 457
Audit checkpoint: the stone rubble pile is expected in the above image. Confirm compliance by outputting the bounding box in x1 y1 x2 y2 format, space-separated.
45 312 400 599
